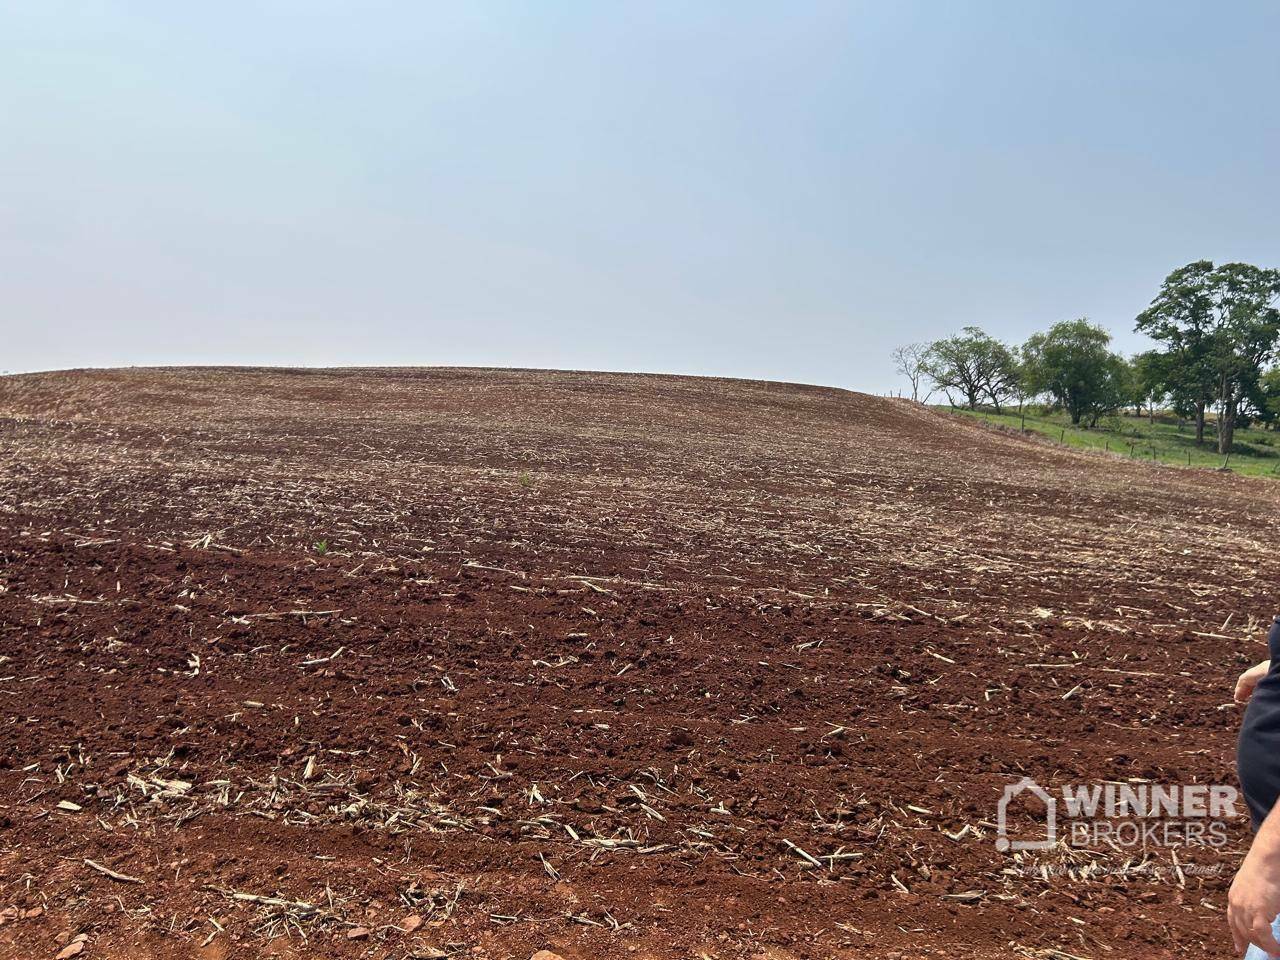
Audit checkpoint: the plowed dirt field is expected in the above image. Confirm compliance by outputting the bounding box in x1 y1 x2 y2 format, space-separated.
1 367 1276 960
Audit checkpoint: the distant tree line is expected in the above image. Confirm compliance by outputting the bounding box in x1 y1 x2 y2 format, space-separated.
892 260 1280 454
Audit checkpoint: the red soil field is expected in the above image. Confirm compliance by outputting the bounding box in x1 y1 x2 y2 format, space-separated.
1 367 1276 960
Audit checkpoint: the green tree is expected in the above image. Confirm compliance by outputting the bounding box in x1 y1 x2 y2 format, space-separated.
1206 263 1280 452
1136 260 1280 453
1134 261 1217 444
1021 319 1129 427
1255 366 1280 429
923 327 1020 412
1130 349 1170 423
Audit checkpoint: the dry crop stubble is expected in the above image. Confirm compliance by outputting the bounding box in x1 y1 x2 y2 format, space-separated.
0 367 1276 959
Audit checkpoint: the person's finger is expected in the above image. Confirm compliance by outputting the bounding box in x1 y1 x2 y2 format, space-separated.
1229 903 1247 954
1247 916 1280 955
1238 674 1260 703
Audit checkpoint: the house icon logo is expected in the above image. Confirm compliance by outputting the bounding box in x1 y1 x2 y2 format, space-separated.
996 777 1056 851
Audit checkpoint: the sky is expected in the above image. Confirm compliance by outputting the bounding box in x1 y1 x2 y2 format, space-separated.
2 1 1278 394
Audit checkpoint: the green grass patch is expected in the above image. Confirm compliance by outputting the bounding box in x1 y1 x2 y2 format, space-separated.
943 405 1280 478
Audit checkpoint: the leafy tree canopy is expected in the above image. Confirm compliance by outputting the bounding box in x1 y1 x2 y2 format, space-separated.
1021 319 1128 426
1134 260 1280 452
923 327 1019 413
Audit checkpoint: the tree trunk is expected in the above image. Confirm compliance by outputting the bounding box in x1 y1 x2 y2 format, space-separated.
1218 392 1237 455
1195 402 1205 445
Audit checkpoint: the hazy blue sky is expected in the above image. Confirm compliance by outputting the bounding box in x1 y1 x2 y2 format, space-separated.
3 2 1278 393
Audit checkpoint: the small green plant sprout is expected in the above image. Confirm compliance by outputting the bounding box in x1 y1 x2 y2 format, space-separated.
313 539 328 555
517 472 533 488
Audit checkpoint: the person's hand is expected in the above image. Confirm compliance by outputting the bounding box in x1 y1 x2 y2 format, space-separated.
1230 844 1280 956
1238 660 1272 704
